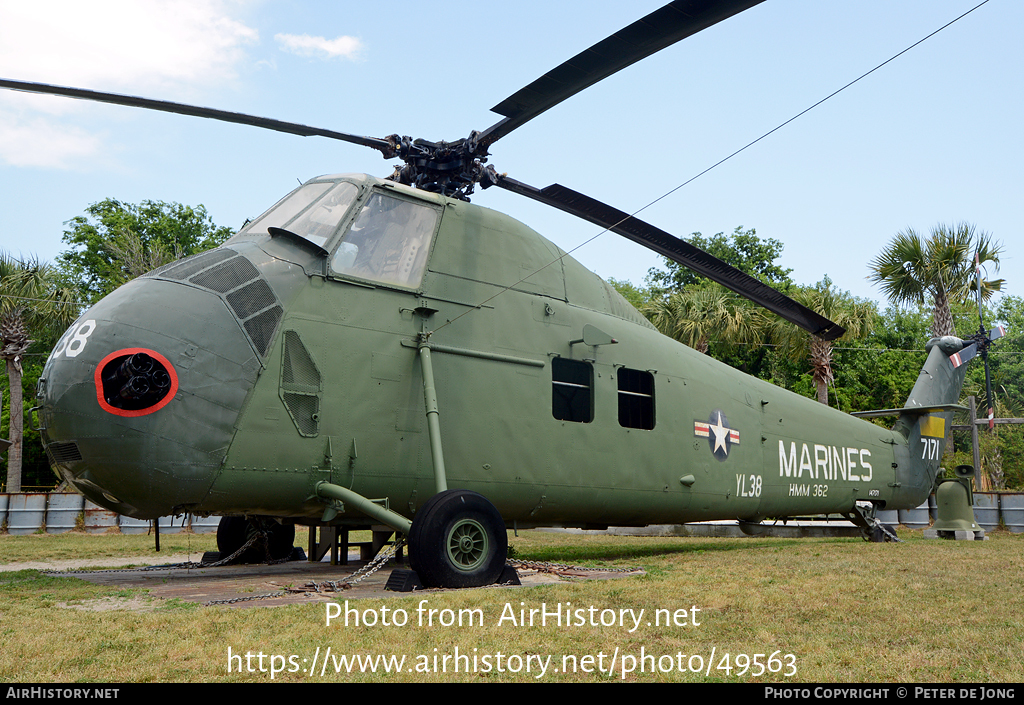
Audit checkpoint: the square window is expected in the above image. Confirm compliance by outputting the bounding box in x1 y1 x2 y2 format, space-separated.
552 358 593 423
618 367 655 430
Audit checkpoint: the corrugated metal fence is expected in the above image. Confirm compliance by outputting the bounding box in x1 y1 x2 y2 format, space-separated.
0 493 221 535
1 492 1021 535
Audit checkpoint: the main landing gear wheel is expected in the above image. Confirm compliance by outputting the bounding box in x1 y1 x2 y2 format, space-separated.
217 516 295 563
408 490 507 588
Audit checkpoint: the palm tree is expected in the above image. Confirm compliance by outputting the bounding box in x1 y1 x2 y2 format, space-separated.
868 223 1002 338
647 282 769 354
1 253 79 492
771 278 877 405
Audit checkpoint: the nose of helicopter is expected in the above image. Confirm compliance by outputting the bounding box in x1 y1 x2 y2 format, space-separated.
38 260 267 519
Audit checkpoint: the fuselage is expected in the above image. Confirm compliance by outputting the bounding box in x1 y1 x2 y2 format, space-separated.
39 173 933 526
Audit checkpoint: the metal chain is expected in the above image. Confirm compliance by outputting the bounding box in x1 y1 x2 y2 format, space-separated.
43 531 639 602
877 521 903 543
859 514 903 543
290 537 406 595
42 525 274 577
202 527 308 606
506 558 642 575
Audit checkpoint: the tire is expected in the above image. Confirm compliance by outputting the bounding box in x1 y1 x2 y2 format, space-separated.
262 520 296 560
216 516 248 559
408 490 507 588
216 516 295 563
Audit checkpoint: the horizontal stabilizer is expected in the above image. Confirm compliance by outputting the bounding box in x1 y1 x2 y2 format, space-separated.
851 404 967 419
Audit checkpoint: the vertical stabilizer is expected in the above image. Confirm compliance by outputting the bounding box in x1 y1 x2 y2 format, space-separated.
889 337 971 508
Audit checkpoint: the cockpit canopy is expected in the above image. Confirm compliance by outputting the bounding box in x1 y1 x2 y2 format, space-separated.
234 176 441 289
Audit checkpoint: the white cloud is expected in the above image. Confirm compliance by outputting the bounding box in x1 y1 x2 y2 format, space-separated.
275 33 363 61
0 0 259 92
0 0 259 168
0 111 103 168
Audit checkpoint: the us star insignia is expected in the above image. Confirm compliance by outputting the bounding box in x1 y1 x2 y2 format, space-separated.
694 410 739 461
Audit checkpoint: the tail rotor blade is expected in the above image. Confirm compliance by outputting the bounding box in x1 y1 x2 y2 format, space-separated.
949 342 978 369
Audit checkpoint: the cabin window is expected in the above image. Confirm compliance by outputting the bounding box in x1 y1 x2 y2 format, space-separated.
331 192 439 289
239 181 360 248
552 358 593 423
617 367 655 430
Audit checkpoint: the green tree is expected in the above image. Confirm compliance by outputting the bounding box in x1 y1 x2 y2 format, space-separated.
607 278 655 312
771 278 878 405
831 305 929 414
640 226 795 379
989 296 1024 412
868 223 1003 338
0 253 78 492
60 199 232 302
646 226 793 296
647 282 769 354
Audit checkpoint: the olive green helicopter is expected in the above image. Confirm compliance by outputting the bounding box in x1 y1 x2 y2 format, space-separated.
0 0 993 588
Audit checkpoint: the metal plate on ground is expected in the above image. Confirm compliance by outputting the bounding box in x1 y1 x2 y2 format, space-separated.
49 557 643 610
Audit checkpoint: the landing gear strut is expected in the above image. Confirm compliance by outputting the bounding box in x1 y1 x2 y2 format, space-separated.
847 503 900 543
408 489 508 588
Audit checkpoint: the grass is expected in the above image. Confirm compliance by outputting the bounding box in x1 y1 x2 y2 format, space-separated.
0 528 1021 682
0 530 219 565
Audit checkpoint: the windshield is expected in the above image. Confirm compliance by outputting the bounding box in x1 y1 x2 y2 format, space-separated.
239 181 360 248
331 192 439 289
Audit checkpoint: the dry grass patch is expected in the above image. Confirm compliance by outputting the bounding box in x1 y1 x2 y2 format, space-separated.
1 529 1022 682
0 530 219 565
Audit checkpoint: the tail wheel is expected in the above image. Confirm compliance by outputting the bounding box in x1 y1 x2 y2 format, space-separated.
869 523 898 543
409 490 507 588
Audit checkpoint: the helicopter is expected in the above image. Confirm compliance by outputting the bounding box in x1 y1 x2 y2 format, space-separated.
0 0 983 588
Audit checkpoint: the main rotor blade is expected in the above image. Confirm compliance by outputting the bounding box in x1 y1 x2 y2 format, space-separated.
495 176 846 340
0 78 396 156
476 0 765 148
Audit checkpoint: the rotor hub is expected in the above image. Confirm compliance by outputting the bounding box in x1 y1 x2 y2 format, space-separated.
385 132 491 201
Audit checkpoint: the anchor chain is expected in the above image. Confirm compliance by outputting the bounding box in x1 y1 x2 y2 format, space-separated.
45 521 288 577
851 509 903 543
288 537 407 595
43 530 640 603
872 518 903 543
505 558 642 575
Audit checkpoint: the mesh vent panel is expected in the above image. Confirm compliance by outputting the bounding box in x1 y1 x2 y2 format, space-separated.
282 392 320 436
190 256 260 293
280 330 322 437
226 280 277 320
282 330 321 390
157 248 237 280
46 441 83 464
243 305 283 357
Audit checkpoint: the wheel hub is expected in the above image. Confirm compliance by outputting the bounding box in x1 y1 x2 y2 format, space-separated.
447 518 488 572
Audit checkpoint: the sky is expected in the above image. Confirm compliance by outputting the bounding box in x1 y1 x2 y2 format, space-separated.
1 0 1020 314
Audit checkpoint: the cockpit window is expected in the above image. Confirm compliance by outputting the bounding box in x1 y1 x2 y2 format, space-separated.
283 183 360 247
239 181 360 247
331 192 439 289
